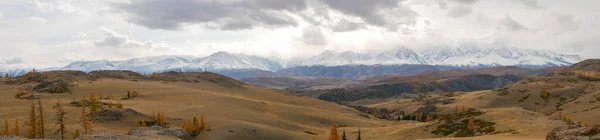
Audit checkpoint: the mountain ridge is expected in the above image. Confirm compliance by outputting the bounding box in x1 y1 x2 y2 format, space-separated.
0 47 584 78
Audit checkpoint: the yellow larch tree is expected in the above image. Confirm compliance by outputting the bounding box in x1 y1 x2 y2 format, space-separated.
328 123 340 140
135 119 140 127
2 118 9 136
14 119 21 137
79 97 93 135
90 93 98 112
52 99 71 140
37 99 47 138
27 103 37 138
467 119 476 131
192 117 201 134
200 114 206 130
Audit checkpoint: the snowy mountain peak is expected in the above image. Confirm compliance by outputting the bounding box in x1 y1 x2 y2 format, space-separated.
60 52 283 74
299 46 583 67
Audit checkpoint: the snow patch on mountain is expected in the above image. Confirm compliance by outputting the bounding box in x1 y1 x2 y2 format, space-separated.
299 46 582 67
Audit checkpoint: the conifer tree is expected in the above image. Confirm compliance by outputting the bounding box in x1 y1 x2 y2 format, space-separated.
37 99 46 138
461 105 466 113
2 118 9 136
79 98 92 135
141 120 147 127
135 119 140 127
4 73 8 79
108 102 113 109
14 119 21 137
467 119 476 131
116 102 123 109
200 114 206 130
181 121 187 132
73 129 80 138
455 105 459 114
27 103 37 138
127 90 131 98
90 93 98 112
342 130 347 140
159 113 165 127
356 129 361 140
328 123 340 140
192 117 200 134
52 100 71 140
99 94 103 100
584 121 589 127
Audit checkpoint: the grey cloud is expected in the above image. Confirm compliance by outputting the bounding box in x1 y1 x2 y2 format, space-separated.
511 0 542 9
497 15 529 31
112 0 307 30
447 5 473 18
451 0 479 4
95 30 128 46
331 19 365 32
319 0 418 31
4 57 24 64
94 29 173 51
438 2 448 9
554 13 578 31
302 27 327 46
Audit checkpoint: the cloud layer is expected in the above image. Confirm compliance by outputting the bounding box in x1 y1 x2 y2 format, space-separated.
0 0 598 68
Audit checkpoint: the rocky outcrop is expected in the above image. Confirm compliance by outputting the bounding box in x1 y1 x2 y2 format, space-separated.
547 125 600 140
74 132 126 140
128 125 191 140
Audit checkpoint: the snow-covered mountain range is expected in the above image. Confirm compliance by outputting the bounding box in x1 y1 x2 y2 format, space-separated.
298 46 582 67
58 52 283 74
0 46 584 77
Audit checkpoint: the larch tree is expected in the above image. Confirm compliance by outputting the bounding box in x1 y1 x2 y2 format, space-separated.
454 105 459 114
141 120 147 127
90 93 98 112
467 119 476 131
200 114 206 130
192 117 201 134
27 103 37 138
79 97 93 135
37 99 47 138
14 119 21 137
116 102 123 109
2 118 9 136
328 123 340 140
52 99 71 140
541 89 550 101
461 105 466 113
158 112 165 127
108 102 113 109
135 119 140 127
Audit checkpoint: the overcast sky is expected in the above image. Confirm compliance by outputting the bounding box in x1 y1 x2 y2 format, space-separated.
0 0 598 68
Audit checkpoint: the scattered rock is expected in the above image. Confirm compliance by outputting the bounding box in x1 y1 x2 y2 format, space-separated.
128 125 192 140
75 132 126 140
91 109 125 122
546 125 600 140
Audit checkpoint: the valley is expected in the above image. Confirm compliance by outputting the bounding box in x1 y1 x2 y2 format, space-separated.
0 60 598 140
